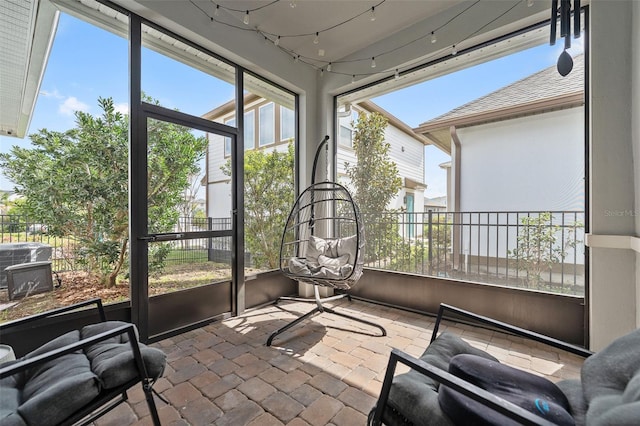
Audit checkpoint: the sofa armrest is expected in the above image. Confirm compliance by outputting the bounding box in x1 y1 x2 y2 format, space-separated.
0 323 146 380
432 304 593 358
370 348 558 426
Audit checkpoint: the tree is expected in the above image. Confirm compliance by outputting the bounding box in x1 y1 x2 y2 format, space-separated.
0 96 207 287
344 112 402 261
508 212 582 288
222 143 294 269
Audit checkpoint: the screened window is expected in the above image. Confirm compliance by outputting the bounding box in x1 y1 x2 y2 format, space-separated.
280 106 295 141
339 125 352 147
259 103 275 147
224 117 235 156
245 110 255 151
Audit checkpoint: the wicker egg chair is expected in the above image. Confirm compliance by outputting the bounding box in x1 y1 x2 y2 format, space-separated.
267 136 386 346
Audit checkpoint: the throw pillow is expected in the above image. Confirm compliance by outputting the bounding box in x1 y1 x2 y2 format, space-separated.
438 353 575 426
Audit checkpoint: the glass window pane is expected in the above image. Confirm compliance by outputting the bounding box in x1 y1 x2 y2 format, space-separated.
245 110 255 151
259 103 275 147
141 24 235 119
241 73 296 275
336 24 586 296
0 10 129 320
224 118 235 157
339 125 352 147
280 106 295 141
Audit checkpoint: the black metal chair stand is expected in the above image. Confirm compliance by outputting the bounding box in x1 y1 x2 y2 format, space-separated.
266 285 386 346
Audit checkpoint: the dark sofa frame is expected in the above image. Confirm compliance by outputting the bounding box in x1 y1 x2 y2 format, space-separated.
0 298 161 426
369 303 594 426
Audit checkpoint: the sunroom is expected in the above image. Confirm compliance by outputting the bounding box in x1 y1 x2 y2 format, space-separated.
0 0 639 424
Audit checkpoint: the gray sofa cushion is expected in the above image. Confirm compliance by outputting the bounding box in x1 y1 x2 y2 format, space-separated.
0 321 166 426
582 328 640 425
0 376 25 426
0 330 101 426
81 321 166 389
386 332 498 426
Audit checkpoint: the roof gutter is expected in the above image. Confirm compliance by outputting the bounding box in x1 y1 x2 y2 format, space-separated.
414 92 584 134
450 125 462 271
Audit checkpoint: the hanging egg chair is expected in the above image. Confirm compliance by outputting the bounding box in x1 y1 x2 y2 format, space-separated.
267 136 386 346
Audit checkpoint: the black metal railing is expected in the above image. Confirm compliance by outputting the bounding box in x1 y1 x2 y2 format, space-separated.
2 211 585 295
361 210 585 296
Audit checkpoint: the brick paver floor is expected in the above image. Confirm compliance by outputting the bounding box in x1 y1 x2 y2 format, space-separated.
93 298 585 425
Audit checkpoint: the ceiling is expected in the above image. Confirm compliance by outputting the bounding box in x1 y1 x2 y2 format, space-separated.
194 0 464 66
1 0 555 139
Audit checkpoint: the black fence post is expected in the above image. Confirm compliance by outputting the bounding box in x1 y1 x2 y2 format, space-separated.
207 217 213 262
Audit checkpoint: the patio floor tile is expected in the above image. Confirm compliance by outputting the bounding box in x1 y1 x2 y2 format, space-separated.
93 298 584 425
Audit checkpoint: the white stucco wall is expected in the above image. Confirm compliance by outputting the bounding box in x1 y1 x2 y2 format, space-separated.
458 107 584 212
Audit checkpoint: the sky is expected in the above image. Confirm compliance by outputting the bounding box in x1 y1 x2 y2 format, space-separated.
0 12 582 199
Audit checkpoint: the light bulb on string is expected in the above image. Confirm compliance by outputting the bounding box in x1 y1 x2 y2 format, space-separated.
294 55 299 63
351 75 355 84
274 36 280 46
371 57 376 68
314 32 319 44
214 5 220 16
394 69 399 80
290 0 297 7
451 45 457 55
370 7 376 21
327 62 332 72
527 0 534 6
320 68 324 77
243 11 249 25
430 31 437 44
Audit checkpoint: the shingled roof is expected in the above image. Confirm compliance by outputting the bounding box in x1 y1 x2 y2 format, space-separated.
414 54 584 150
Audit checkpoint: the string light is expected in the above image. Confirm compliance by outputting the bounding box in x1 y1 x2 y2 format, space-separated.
394 69 399 80
320 68 324 77
197 0 524 81
527 0 534 6
351 75 355 84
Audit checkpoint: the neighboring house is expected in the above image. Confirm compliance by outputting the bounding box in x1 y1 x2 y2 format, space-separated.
203 96 430 226
424 196 447 212
201 94 296 219
337 101 429 218
414 55 585 271
414 54 585 214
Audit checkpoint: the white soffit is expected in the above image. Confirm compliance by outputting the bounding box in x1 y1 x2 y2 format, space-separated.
0 0 58 138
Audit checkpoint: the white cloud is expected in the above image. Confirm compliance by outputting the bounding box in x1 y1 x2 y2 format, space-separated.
59 97 90 116
40 88 64 99
114 102 129 115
